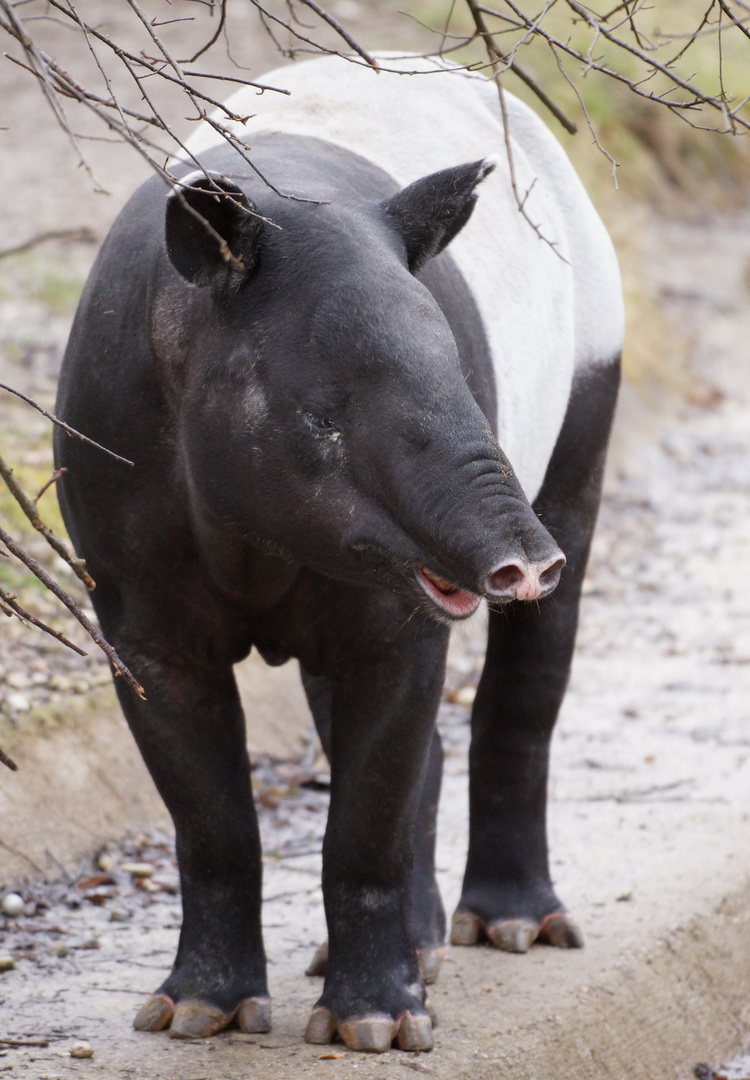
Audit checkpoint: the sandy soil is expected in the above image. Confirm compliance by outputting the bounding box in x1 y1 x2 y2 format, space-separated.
1 5 750 1079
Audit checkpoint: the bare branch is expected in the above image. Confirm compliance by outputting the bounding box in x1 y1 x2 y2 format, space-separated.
1 586 87 656
0 452 94 589
0 746 18 772
0 524 145 700
465 0 569 261
0 382 134 466
295 0 379 68
181 0 226 63
0 226 97 258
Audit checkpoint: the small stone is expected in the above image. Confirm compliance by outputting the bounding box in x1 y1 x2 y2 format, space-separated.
51 941 70 958
5 692 30 714
1 892 25 918
72 679 90 695
453 685 476 707
120 862 154 878
153 875 180 895
6 671 31 690
0 955 15 972
136 878 159 893
69 1041 93 1059
97 853 116 872
48 675 73 692
109 908 132 922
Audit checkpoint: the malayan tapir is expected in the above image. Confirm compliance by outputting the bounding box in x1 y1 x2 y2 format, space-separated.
54 54 623 1053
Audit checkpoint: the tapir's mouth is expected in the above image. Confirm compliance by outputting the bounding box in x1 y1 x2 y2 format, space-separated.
416 566 482 620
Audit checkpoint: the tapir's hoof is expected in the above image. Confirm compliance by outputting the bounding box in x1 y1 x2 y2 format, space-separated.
488 918 538 953
133 994 174 1031
304 1006 433 1053
169 1000 234 1039
396 1011 434 1051
339 1015 398 1053
237 996 272 1032
305 940 329 977
305 1006 338 1044
416 946 445 985
450 909 484 946
537 912 584 949
450 908 584 953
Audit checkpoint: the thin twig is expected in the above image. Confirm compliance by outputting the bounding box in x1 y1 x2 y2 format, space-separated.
181 0 226 62
34 467 65 505
295 0 378 68
182 69 291 93
0 746 19 772
0 525 145 699
465 0 568 262
0 383 134 466
0 586 87 656
0 452 94 589
0 226 97 259
507 59 578 133
0 0 107 190
550 42 619 183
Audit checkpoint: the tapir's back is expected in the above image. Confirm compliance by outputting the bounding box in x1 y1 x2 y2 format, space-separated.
185 55 623 501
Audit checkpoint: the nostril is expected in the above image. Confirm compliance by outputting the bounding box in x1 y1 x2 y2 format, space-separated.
539 555 565 593
485 552 566 602
487 562 526 595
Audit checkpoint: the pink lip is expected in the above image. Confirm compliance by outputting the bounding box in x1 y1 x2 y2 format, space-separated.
416 566 482 619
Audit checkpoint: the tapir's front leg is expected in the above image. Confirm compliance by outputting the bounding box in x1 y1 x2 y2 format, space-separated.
304 622 449 1054
102 634 270 1039
301 674 447 986
452 363 620 954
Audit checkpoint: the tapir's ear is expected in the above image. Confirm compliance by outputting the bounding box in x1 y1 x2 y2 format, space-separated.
165 171 263 293
381 158 497 274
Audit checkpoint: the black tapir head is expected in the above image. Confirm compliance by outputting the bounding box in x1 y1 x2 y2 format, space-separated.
158 159 563 619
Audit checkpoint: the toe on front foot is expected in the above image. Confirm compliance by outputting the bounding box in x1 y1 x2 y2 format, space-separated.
450 908 537 953
237 996 273 1033
536 912 584 949
169 1000 235 1039
486 918 539 953
450 908 584 953
133 994 271 1039
133 994 174 1032
305 1007 433 1053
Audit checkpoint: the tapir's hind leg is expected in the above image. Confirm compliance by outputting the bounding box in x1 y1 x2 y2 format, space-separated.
301 671 447 985
99 622 270 1038
452 361 620 954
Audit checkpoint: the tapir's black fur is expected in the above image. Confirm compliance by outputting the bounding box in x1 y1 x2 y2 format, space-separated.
55 132 620 1046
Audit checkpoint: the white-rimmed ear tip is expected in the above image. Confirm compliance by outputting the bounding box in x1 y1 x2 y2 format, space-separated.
480 155 501 177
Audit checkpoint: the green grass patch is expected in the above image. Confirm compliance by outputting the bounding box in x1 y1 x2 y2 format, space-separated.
0 250 85 315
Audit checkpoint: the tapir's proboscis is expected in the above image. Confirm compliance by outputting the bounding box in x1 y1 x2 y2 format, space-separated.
55 55 624 1053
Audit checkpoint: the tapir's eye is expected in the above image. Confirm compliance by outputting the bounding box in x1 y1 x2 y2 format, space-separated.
303 412 342 443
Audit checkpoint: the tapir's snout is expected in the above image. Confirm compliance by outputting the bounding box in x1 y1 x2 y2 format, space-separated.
485 551 566 603
415 548 565 619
